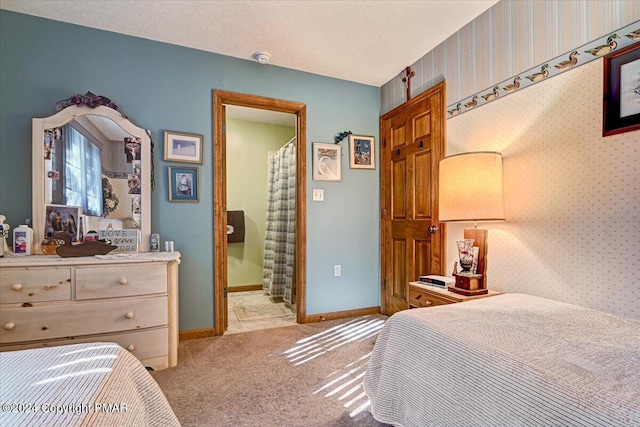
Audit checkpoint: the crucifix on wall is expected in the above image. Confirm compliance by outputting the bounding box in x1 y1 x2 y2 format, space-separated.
402 66 415 101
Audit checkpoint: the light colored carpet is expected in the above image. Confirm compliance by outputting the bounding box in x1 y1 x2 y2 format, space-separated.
152 315 391 427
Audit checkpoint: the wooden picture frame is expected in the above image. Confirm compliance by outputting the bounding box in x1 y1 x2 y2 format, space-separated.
603 43 640 137
348 134 375 169
164 130 203 164
168 166 199 202
312 143 341 181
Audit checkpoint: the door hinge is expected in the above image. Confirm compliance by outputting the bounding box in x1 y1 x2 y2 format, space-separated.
223 287 228 297
382 138 386 148
382 279 386 290
222 125 226 134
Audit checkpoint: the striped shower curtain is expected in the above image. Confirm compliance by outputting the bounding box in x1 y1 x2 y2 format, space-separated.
262 141 296 303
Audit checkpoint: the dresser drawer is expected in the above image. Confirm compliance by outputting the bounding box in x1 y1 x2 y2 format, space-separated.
408 287 453 308
76 264 167 300
0 295 168 343
0 327 168 362
0 268 71 303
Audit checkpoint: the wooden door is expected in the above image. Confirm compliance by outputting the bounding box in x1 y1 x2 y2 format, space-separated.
380 82 446 316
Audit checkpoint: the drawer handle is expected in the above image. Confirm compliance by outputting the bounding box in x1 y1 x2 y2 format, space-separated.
11 283 23 291
127 344 135 352
119 278 129 286
125 312 135 319
3 322 15 330
415 295 422 300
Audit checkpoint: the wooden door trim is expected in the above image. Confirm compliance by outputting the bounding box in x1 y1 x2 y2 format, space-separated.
213 90 307 335
381 81 446 120
379 81 447 315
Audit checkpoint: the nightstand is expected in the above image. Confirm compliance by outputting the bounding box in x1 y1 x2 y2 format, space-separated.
408 281 500 308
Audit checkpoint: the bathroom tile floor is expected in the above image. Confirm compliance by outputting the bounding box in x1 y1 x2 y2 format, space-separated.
226 290 297 334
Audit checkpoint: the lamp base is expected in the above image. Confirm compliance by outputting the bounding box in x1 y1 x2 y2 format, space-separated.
450 272 485 296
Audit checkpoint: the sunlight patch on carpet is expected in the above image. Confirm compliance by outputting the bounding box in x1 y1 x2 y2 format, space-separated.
281 316 385 418
315 356 373 419
283 316 384 366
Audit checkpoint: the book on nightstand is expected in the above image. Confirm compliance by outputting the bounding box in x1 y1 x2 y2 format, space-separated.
418 275 455 288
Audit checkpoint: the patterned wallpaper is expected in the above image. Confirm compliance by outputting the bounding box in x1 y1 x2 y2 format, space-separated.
381 0 640 114
446 22 640 119
446 59 640 320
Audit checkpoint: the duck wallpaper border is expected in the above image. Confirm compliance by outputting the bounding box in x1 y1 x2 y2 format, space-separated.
446 21 640 119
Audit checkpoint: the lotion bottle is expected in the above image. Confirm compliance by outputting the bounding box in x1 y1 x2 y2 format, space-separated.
13 223 33 255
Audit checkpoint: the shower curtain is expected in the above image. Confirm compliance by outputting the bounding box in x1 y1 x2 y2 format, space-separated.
262 140 296 303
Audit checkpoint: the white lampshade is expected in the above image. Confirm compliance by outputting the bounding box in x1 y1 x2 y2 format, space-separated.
439 152 505 222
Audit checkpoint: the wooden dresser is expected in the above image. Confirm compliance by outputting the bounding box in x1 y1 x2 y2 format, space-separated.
0 253 179 370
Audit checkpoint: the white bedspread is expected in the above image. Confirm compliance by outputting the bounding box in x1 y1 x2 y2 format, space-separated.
364 293 640 427
0 342 180 426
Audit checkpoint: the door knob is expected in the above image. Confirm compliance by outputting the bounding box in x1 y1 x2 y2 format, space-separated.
428 225 439 234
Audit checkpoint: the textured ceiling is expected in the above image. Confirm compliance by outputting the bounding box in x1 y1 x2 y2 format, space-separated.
0 0 497 87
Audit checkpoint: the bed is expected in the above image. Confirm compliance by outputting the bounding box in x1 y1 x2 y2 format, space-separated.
363 293 640 427
0 342 180 426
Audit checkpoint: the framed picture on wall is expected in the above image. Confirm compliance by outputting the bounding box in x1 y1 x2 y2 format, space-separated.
168 166 199 202
348 134 375 169
164 130 204 164
312 142 341 181
603 43 640 137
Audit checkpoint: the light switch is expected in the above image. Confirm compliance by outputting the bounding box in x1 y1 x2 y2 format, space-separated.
313 189 324 201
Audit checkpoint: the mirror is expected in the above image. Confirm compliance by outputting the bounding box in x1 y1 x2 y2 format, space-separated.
32 105 151 253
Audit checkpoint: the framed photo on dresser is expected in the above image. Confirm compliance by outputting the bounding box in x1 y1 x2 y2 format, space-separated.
44 204 81 241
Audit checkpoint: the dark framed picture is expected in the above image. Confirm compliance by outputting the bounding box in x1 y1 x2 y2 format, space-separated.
348 135 375 169
603 43 640 136
168 166 199 202
164 130 204 164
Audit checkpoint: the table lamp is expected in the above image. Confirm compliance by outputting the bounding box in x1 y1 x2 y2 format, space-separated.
438 151 505 295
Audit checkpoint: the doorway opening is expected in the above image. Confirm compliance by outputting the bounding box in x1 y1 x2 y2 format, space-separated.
213 90 307 335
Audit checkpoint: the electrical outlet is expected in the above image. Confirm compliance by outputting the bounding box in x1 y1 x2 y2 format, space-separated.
334 264 341 276
313 189 324 201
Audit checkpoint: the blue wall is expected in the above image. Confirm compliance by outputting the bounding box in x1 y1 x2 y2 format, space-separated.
0 11 381 330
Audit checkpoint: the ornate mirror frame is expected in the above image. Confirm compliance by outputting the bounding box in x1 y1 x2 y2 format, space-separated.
32 105 151 253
